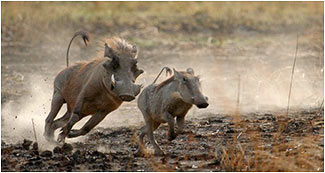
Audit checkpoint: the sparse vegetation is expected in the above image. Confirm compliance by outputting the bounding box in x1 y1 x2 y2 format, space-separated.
2 2 323 47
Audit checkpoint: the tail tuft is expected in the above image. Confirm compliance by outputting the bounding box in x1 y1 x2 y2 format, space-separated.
74 31 90 47
152 67 172 84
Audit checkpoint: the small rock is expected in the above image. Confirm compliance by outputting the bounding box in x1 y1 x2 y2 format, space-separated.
93 150 106 158
53 146 61 153
72 150 81 160
32 142 38 151
22 139 33 150
226 129 235 133
208 159 220 166
62 143 73 153
41 150 53 157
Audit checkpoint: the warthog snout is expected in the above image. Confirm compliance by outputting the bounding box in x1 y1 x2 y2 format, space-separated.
197 102 209 108
119 95 135 101
119 84 141 101
115 80 142 101
192 95 209 109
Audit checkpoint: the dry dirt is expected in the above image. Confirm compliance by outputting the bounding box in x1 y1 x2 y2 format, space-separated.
1 110 323 171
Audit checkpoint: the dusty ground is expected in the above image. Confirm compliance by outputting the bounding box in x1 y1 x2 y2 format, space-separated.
1 2 324 172
1 110 324 171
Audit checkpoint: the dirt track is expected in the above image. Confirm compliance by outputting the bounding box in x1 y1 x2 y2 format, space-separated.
2 110 323 171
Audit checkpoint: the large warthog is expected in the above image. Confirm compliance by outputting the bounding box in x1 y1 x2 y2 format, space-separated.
44 31 144 143
137 67 209 155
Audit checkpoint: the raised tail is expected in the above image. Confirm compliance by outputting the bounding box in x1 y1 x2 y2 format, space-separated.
66 31 90 67
152 67 172 84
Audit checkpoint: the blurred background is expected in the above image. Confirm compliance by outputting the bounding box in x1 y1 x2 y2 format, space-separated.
1 2 324 143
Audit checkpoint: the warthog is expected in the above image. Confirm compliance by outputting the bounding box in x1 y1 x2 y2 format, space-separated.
44 31 144 143
137 67 209 155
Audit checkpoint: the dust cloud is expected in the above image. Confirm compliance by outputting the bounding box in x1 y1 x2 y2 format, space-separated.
1 74 89 149
1 32 323 147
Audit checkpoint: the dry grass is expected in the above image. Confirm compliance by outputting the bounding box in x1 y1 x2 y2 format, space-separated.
220 116 324 172
2 2 323 44
2 2 323 26
218 66 323 172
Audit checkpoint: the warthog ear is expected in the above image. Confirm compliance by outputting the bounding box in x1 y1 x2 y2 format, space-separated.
104 43 119 70
186 68 195 75
134 68 144 79
104 43 115 58
173 68 182 79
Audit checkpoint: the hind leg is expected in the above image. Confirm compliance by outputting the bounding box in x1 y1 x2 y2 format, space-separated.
44 90 65 141
67 111 108 138
51 110 70 132
57 111 85 143
139 121 161 147
138 118 163 156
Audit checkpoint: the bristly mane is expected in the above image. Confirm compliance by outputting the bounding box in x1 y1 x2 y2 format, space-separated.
105 37 137 58
156 76 175 91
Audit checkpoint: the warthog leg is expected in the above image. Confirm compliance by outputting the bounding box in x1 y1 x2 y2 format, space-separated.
162 112 177 141
144 116 164 156
138 121 161 154
51 111 70 132
138 126 147 146
44 90 65 141
176 115 185 135
57 113 81 143
67 111 108 138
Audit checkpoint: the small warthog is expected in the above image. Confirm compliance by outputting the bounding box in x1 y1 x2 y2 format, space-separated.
44 31 144 143
137 67 209 155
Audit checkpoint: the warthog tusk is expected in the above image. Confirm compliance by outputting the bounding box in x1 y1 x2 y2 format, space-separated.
139 78 146 88
111 74 116 86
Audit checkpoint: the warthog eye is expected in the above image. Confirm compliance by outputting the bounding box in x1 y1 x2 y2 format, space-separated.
183 78 187 83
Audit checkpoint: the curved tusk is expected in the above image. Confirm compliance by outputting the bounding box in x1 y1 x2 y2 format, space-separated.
140 78 146 87
111 74 116 86
134 48 139 60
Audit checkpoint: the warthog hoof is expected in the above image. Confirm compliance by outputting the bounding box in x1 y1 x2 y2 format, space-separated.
180 130 195 135
57 133 66 143
67 129 82 138
135 149 145 157
154 149 165 156
43 132 55 142
168 133 177 141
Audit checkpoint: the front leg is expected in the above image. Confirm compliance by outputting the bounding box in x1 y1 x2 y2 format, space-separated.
176 115 185 135
57 112 81 143
57 92 85 143
162 112 177 141
146 119 164 156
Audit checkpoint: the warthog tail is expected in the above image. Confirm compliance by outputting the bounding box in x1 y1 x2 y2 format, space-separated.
152 67 172 84
66 31 90 67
